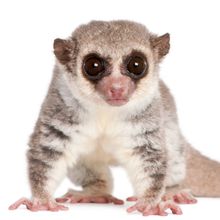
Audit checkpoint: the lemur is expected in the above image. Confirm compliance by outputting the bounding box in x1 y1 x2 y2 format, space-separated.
9 20 220 216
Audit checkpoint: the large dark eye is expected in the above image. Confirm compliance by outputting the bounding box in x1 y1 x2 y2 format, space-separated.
126 53 148 79
83 54 106 80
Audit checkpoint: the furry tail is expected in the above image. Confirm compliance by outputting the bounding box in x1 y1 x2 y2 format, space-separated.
182 144 220 197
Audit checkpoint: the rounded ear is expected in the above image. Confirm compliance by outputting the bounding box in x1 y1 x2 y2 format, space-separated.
53 38 73 64
150 33 170 60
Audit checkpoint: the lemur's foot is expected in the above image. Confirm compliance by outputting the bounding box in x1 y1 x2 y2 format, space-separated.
9 197 68 211
162 189 197 204
56 189 124 205
127 199 182 216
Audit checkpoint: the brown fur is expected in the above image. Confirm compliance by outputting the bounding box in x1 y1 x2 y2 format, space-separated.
182 145 220 197
150 33 170 59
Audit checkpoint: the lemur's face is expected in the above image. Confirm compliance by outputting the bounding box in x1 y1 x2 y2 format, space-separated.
54 21 170 107
80 46 153 107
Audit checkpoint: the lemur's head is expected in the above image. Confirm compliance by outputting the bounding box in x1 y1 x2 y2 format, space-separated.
54 20 170 108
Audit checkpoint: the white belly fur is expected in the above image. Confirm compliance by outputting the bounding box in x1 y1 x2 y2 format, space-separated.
64 107 133 167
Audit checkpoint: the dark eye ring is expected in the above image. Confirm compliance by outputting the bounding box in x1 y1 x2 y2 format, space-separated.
83 54 106 80
125 53 148 79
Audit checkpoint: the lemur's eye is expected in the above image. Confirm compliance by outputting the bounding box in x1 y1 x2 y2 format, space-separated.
125 53 148 79
83 54 106 80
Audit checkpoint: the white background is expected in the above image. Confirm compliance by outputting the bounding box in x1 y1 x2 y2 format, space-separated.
0 0 220 219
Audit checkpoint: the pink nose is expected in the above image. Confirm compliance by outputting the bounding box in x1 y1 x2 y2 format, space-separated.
109 87 124 99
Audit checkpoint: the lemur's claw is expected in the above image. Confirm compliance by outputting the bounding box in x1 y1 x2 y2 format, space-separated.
127 199 182 216
9 197 68 211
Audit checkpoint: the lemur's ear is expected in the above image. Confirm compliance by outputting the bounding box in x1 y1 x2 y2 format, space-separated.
150 33 170 59
53 38 73 64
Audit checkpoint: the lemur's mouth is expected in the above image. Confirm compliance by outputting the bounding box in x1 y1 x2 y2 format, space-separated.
106 98 128 106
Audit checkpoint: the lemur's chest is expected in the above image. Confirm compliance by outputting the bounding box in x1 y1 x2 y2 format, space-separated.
68 108 135 164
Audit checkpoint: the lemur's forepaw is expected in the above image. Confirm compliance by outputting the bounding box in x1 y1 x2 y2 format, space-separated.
9 197 68 211
162 189 197 204
56 189 124 205
127 199 182 216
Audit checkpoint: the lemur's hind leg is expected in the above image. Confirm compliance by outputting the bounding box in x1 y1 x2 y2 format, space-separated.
162 186 197 204
56 161 124 205
56 189 123 204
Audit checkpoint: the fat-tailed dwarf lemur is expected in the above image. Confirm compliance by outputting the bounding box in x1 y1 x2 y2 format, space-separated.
9 20 220 216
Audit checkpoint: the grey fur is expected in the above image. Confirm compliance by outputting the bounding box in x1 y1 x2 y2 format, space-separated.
13 20 220 212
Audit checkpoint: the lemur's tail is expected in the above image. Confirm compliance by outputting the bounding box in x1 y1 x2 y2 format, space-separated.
182 144 220 197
